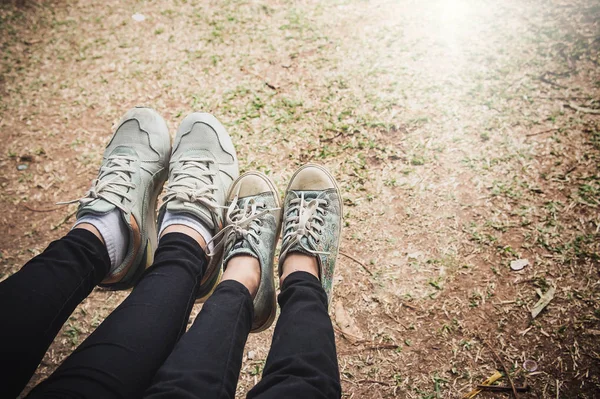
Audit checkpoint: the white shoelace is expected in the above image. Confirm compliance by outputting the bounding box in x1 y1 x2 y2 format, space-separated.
162 157 220 212
281 193 330 256
58 155 136 213
206 196 279 257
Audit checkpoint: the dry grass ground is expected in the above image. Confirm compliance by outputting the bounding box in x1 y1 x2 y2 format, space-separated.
1 0 599 397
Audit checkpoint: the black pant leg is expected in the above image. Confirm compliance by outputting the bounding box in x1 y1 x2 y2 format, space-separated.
247 272 341 399
144 280 253 399
27 232 206 399
0 229 109 398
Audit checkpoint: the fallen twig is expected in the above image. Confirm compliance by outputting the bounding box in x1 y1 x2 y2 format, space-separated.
23 204 59 213
339 251 373 276
333 325 366 343
363 343 398 351
400 301 418 310
538 75 568 89
532 95 591 101
321 131 343 143
526 128 558 137
477 384 530 392
565 103 600 115
357 379 391 386
240 66 279 91
339 343 398 355
462 371 503 399
483 339 519 399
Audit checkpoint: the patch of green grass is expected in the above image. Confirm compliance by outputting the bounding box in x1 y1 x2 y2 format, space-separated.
469 290 483 307
578 181 600 205
428 278 443 290
411 155 425 166
586 128 600 150
490 179 525 199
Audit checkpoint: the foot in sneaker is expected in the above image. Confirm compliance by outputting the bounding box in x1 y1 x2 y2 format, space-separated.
217 172 281 332
279 164 343 305
66 107 171 289
158 112 239 301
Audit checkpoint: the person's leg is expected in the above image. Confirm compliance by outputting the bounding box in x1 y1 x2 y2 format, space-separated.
0 228 109 398
143 265 254 399
0 107 171 398
248 164 343 399
247 259 341 399
145 172 281 399
26 230 206 399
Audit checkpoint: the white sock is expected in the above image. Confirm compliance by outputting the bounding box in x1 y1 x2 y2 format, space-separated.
74 209 129 271
159 211 214 251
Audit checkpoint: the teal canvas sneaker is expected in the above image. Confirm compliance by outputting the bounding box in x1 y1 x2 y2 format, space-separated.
158 113 239 301
64 107 171 289
215 172 281 332
279 164 343 306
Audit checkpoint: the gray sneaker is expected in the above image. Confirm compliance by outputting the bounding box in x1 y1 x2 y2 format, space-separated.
158 112 239 301
217 172 281 332
279 164 343 306
65 107 171 289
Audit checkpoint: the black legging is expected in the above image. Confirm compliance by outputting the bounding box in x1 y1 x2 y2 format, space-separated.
0 229 341 398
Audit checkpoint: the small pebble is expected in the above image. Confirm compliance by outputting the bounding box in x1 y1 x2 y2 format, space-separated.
510 258 529 271
523 359 538 372
17 164 28 171
132 13 146 22
247 350 256 360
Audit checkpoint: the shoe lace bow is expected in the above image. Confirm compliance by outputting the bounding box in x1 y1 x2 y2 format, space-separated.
206 196 278 257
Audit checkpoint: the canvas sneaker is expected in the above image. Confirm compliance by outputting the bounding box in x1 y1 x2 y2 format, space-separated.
213 172 282 332
158 112 239 301
279 164 343 306
64 107 171 289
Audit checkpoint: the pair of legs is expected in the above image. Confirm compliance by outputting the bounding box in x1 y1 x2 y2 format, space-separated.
0 230 338 398
0 108 342 398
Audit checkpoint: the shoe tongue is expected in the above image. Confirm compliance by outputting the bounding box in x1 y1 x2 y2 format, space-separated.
294 190 321 201
78 198 117 217
224 240 258 267
164 151 219 230
286 240 314 257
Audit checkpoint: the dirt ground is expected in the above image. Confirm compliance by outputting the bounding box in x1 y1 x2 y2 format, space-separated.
1 0 599 397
